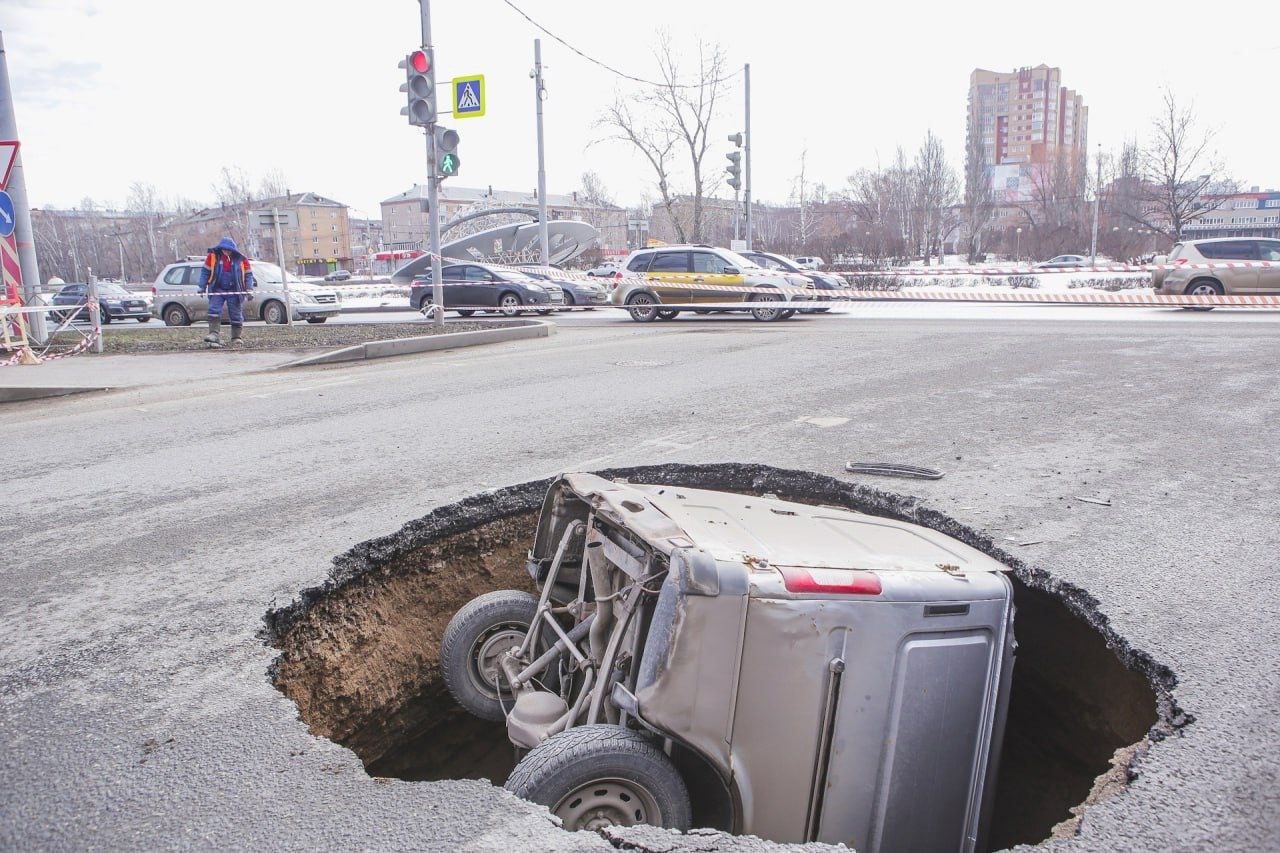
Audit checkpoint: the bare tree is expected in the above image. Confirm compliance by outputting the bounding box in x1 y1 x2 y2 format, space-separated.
258 168 290 200
598 34 726 243
579 171 615 208
961 131 995 262
914 131 959 263
1133 90 1236 239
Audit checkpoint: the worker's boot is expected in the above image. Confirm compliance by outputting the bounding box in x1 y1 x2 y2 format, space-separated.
230 325 244 347
203 318 222 348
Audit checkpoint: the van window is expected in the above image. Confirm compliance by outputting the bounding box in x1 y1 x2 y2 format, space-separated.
1253 241 1280 262
648 252 689 273
1198 241 1256 260
626 254 652 273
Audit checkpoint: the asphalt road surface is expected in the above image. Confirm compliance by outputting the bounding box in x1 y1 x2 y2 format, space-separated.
4 312 1279 850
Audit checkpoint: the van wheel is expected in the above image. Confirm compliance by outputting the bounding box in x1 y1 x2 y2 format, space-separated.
164 305 190 326
505 725 691 832
442 590 543 722
626 293 659 322
261 300 287 324
749 291 785 322
1183 279 1222 311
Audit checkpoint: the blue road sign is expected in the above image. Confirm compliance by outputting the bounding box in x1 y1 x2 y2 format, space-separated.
452 75 485 118
0 191 15 238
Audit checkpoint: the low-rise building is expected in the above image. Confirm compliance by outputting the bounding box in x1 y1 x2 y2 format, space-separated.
1181 188 1280 240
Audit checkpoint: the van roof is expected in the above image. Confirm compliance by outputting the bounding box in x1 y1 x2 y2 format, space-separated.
561 473 1007 574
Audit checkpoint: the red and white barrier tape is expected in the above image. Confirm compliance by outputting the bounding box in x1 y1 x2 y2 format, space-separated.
830 260 1277 277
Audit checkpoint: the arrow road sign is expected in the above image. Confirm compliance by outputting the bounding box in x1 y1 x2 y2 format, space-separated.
452 75 485 118
0 191 15 239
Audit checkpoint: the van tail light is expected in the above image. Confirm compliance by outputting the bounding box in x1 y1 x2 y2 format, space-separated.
777 566 882 596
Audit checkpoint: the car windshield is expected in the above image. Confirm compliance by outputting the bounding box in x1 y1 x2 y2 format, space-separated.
717 248 762 270
98 283 131 296
494 268 533 283
250 261 290 284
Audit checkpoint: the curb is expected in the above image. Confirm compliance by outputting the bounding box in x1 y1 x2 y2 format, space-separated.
278 319 554 368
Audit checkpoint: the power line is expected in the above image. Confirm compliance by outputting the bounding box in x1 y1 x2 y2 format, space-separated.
497 0 738 89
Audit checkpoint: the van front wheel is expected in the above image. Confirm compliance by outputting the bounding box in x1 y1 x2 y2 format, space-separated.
505 724 691 832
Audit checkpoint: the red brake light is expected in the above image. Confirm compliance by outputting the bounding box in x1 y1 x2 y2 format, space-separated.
777 566 882 596
410 50 430 74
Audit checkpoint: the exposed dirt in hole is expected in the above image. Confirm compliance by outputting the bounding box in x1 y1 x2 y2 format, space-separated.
264 463 1189 849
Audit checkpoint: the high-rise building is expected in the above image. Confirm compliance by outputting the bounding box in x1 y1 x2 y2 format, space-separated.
967 65 1088 204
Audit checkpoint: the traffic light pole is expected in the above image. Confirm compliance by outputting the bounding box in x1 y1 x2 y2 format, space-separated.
743 62 753 251
533 38 550 267
420 0 444 329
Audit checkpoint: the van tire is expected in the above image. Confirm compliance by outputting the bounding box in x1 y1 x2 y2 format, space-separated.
442 590 544 722
505 725 692 832
1183 279 1222 311
164 304 191 326
261 300 287 324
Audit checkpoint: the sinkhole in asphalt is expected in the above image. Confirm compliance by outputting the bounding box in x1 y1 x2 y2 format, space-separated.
265 463 1185 850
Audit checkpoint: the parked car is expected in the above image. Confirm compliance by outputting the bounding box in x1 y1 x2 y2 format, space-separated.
1034 254 1090 269
741 250 845 313
324 269 353 281
612 245 814 322
585 261 622 277
51 282 151 324
515 265 609 309
1152 237 1280 309
443 473 1014 846
151 260 341 326
410 262 563 316
793 256 825 270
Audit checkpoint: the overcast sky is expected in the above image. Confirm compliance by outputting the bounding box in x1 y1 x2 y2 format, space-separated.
6 0 1277 218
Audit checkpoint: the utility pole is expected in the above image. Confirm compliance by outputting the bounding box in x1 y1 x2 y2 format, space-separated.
420 0 444 329
0 31 45 342
272 206 293 326
86 267 102 353
1089 143 1102 265
116 236 125 283
743 63 753 251
533 39 550 267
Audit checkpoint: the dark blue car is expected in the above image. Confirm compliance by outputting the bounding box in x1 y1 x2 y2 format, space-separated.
51 282 151 324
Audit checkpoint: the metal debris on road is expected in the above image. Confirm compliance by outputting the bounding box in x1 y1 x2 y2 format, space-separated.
1075 496 1113 507
845 461 944 480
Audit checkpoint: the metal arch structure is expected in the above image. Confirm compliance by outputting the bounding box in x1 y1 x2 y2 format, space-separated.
390 198 600 283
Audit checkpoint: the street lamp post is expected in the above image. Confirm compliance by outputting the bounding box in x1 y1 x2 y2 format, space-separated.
1015 227 1023 263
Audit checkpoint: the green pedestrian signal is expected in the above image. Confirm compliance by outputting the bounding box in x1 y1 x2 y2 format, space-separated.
433 126 461 179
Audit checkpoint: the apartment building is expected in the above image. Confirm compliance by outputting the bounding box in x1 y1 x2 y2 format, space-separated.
168 192 351 276
1182 188 1280 240
967 65 1089 205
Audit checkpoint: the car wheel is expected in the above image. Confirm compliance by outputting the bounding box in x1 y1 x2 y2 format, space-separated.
163 304 191 327
505 725 691 832
626 292 660 323
1183 279 1223 311
457 310 475 317
814 306 831 313
498 292 524 317
441 590 547 722
536 309 554 316
261 300 287 324
306 317 327 324
562 291 576 310
749 291 786 322
780 309 797 320
100 309 112 325
656 309 678 320
136 316 151 323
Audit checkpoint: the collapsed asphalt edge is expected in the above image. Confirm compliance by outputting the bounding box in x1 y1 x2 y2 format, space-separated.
262 461 1189 733
278 319 554 367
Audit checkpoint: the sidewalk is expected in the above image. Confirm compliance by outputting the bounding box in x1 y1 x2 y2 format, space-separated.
0 350 301 399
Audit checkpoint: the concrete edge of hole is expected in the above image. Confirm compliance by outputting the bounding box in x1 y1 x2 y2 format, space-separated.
259 461 1193 843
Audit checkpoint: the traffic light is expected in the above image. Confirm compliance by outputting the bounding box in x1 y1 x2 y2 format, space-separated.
725 151 742 191
434 126 461 178
399 49 436 126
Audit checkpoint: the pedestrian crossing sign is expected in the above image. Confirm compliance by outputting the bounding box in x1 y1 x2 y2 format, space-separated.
452 75 485 118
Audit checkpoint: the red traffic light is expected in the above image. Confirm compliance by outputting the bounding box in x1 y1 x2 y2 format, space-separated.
410 50 430 74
